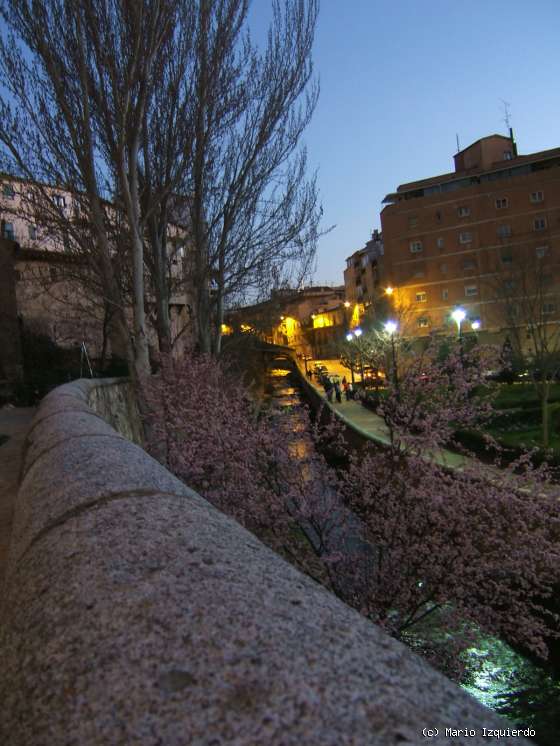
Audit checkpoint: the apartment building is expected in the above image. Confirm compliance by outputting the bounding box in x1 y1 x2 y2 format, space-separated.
0 174 193 368
343 229 384 313
380 133 560 341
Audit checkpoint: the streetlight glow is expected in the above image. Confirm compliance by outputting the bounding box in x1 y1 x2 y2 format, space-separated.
451 308 466 324
344 301 350 308
354 328 362 337
471 320 481 331
346 333 353 342
384 320 398 335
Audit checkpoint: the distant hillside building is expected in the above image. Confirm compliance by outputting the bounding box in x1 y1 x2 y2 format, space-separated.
380 133 560 340
343 229 384 319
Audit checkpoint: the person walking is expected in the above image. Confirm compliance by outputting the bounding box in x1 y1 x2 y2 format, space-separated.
345 382 353 401
325 376 334 403
334 380 342 403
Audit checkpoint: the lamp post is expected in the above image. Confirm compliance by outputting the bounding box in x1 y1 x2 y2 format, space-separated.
451 308 466 338
346 327 364 384
384 320 399 397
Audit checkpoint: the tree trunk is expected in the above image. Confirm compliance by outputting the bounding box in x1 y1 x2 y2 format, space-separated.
542 381 550 449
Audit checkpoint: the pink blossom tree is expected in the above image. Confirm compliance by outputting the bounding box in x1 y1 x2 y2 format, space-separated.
338 337 560 676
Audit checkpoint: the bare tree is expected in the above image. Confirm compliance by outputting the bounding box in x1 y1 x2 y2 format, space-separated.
0 0 182 381
0 0 323 371
182 0 322 354
489 246 560 447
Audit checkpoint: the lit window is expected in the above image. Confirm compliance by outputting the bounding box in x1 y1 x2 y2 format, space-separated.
437 237 444 249
415 291 427 303
417 317 429 328
457 206 470 217
459 231 472 244
28 224 37 240
533 217 547 231
497 224 512 238
530 191 544 203
536 245 548 258
543 302 556 315
495 198 508 209
409 240 423 253
465 285 478 297
442 288 449 301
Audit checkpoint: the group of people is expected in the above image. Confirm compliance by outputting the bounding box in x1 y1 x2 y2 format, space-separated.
320 374 355 403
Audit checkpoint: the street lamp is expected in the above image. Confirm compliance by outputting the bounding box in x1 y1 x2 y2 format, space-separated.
451 308 466 337
384 320 399 396
471 319 481 331
346 328 364 384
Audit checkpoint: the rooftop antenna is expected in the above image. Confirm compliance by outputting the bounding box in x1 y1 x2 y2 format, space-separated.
455 134 461 153
501 99 511 133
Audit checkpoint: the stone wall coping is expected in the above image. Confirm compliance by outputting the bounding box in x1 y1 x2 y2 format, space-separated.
0 379 533 745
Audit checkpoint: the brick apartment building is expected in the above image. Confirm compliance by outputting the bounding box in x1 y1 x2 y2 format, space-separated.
380 133 560 342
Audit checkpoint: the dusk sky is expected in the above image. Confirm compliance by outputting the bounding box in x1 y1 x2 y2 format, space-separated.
252 0 560 287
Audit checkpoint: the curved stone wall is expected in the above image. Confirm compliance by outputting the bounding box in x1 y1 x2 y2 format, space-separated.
0 379 532 745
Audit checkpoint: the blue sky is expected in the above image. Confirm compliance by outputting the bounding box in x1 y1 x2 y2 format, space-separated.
251 0 560 286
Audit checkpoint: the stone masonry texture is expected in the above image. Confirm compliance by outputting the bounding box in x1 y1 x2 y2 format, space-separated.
0 380 533 745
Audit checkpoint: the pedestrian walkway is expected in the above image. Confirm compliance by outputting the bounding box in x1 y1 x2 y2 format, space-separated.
0 406 35 584
299 359 466 470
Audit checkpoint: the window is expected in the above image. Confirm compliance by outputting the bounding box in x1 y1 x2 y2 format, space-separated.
504 280 516 292
534 217 547 231
409 240 423 253
463 258 476 270
28 224 37 240
495 197 508 209
417 317 429 328
442 288 449 301
435 210 442 223
436 237 445 249
2 221 14 239
2 183 15 199
536 245 549 258
457 206 471 217
440 263 448 273
408 216 418 228
543 302 556 315
530 191 544 203
503 150 512 160
54 194 66 208
413 269 425 278
501 255 512 264
465 285 478 297
49 267 60 282
459 231 472 244
415 291 427 303
497 224 512 238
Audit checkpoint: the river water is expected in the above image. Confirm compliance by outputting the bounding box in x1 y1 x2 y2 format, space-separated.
262 360 560 746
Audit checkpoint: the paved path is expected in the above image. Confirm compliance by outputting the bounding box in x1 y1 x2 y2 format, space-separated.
0 407 35 585
300 359 466 469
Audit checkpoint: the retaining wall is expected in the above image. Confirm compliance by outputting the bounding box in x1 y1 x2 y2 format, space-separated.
0 378 532 745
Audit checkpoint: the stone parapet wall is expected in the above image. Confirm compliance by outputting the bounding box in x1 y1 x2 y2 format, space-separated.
0 379 532 745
